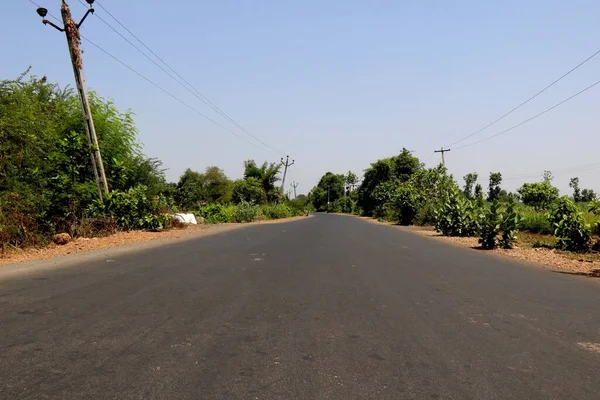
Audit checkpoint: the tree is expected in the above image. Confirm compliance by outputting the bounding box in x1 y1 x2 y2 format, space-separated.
463 173 478 199
231 177 266 204
474 184 483 202
203 166 232 203
488 172 503 201
543 170 553 184
393 148 421 182
174 169 205 210
346 171 359 190
581 188 597 202
1 71 167 244
518 182 559 210
569 177 581 202
243 160 282 202
309 172 346 211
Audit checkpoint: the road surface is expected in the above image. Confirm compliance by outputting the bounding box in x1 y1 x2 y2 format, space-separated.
1 214 599 399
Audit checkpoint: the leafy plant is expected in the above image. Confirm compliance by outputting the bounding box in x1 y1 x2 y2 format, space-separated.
517 182 559 210
260 203 292 220
197 203 229 224
548 196 591 252
393 183 420 225
434 186 481 237
232 201 259 223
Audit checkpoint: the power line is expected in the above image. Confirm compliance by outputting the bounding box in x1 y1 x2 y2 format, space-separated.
82 37 275 153
27 0 276 154
80 0 285 156
454 77 600 150
446 47 600 148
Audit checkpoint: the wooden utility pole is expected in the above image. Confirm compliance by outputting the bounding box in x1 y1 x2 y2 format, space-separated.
290 181 298 199
434 147 451 166
38 0 108 199
280 155 295 192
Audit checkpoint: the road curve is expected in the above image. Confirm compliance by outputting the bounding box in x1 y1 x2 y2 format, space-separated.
1 213 599 399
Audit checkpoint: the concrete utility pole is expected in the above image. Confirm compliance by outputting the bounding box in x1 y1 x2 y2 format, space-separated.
36 0 109 200
290 181 298 199
280 155 295 192
434 147 451 167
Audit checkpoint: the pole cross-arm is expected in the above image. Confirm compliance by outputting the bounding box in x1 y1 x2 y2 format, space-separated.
42 19 65 32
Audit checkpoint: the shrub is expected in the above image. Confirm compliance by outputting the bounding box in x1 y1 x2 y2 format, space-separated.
517 182 559 210
197 203 229 224
232 201 259 223
548 196 591 252
89 185 155 230
519 208 552 234
434 187 481 237
260 204 292 220
478 199 520 250
393 183 421 225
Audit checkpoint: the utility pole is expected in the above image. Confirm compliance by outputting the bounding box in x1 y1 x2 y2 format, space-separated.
434 147 451 167
280 155 295 192
290 181 298 199
35 0 108 199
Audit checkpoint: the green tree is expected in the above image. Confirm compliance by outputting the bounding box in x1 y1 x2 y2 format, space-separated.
232 177 266 204
581 188 597 202
463 173 478 199
569 177 581 202
203 166 232 203
309 172 346 211
517 182 559 210
243 160 282 202
174 169 205 210
487 172 502 201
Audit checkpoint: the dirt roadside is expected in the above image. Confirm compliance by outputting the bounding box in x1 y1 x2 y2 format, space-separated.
0 215 310 268
357 216 600 277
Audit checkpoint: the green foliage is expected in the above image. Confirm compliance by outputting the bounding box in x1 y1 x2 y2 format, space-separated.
581 188 597 203
243 160 282 203
232 177 266 205
463 173 478 199
0 72 169 247
88 185 159 230
196 203 229 224
434 186 481 237
232 201 260 223
260 203 292 219
174 166 232 210
589 198 600 215
478 199 520 249
519 208 552 234
487 172 502 201
393 183 420 225
309 172 346 212
357 149 421 216
517 182 559 210
548 197 591 252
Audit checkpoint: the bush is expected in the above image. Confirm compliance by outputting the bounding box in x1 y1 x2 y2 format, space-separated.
519 208 552 234
197 203 229 223
393 183 421 225
434 187 480 237
88 185 155 230
260 204 292 220
548 197 591 252
232 201 259 223
478 199 520 249
517 182 558 210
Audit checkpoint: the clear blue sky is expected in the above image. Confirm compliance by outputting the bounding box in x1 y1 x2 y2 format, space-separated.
3 0 600 195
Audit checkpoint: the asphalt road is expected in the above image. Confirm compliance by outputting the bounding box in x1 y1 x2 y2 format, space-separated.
1 214 599 399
